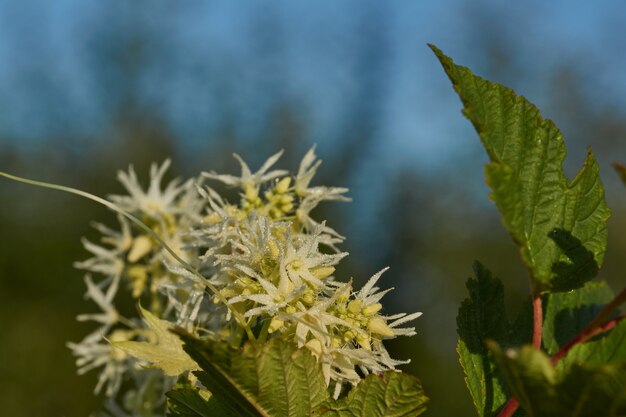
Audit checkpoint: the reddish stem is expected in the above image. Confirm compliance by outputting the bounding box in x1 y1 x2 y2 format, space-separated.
551 313 626 365
497 397 520 417
497 287 626 417
532 293 543 349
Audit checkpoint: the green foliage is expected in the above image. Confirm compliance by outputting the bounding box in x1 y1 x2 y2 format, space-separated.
432 44 626 417
456 262 532 417
542 281 614 355
320 372 428 417
167 381 226 416
430 44 610 292
167 331 429 417
557 319 626 371
490 343 626 417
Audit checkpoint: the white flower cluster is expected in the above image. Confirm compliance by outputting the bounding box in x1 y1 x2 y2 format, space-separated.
69 148 421 415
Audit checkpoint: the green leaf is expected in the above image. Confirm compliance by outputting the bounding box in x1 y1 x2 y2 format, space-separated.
166 382 227 416
456 262 532 417
177 332 330 417
430 44 610 292
490 343 626 417
319 372 428 417
168 331 429 417
558 318 626 371
542 281 614 355
112 306 199 376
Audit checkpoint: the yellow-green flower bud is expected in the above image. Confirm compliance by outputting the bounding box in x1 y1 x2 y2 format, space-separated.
127 265 148 298
356 332 371 350
203 212 222 225
368 317 395 337
337 288 351 303
305 338 323 358
243 183 258 201
268 240 280 259
311 266 335 279
280 194 294 204
362 303 382 316
347 299 362 314
275 177 291 194
331 336 342 348
268 317 284 333
280 203 294 213
302 290 315 305
128 235 153 263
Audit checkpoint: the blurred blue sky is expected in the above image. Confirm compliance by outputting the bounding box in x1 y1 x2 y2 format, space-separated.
2 1 625 170
4 5 626 415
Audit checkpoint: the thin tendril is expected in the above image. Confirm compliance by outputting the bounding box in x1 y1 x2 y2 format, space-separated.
0 171 257 343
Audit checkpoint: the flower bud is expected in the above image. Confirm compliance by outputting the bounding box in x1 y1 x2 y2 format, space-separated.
305 338 323 358
347 299 362 314
268 240 280 258
368 317 395 337
243 183 258 201
275 177 291 194
128 235 153 262
356 332 371 350
127 265 148 298
311 266 335 279
203 212 222 225
268 317 284 333
362 303 382 316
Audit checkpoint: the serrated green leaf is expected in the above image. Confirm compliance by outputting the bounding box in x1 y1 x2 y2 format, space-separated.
319 372 428 417
542 281 614 355
166 383 226 417
112 307 199 376
430 44 610 292
490 343 626 417
167 332 429 417
456 262 532 417
177 332 330 417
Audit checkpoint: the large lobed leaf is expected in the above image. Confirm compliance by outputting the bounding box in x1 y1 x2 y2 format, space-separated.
430 45 610 292
456 262 532 417
169 331 429 417
490 343 626 417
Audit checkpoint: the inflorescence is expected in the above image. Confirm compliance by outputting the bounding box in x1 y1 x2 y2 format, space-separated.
68 148 421 415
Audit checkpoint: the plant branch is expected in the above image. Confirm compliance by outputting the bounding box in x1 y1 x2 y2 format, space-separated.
532 293 543 349
497 288 626 416
497 397 519 417
551 305 626 365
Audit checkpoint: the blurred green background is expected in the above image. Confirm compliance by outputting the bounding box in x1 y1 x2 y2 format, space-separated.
2 1 626 416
